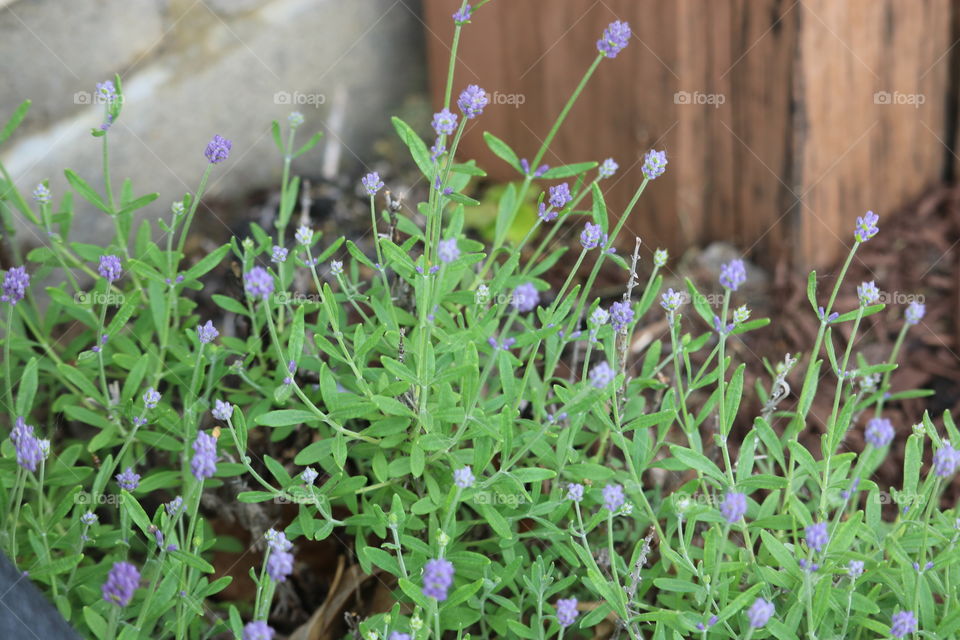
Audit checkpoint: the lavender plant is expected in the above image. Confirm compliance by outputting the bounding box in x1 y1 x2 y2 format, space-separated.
0 2 957 639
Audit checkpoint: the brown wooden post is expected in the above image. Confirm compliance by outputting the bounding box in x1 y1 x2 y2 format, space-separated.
422 0 953 270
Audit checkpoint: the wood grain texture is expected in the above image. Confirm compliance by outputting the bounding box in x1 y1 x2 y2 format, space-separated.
422 0 953 270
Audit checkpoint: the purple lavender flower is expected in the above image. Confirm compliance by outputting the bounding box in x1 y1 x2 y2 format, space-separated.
389 634 410 640
696 615 719 631
432 108 458 136
890 611 917 638
511 282 540 313
556 597 579 627
457 85 489 119
96 255 122 283
116 467 140 491
747 598 774 628
805 522 829 553
452 3 472 23
732 305 751 325
566 483 584 502
143 387 161 409
454 466 475 489
165 496 183 517
295 225 313 246
865 418 894 448
95 80 117 104
719 259 746 291
642 149 668 180
196 320 218 344
12 420 45 473
81 511 98 526
204 135 232 164
1 266 30 306
848 560 864 579
580 222 603 250
609 300 634 332
589 361 615 389
598 158 618 179
660 288 684 313
854 210 879 243
265 528 293 553
301 467 318 485
597 20 631 58
438 238 460 263
487 337 517 351
191 431 218 480
602 483 625 512
102 561 140 607
32 184 51 204
857 280 880 306
654 248 668 267
271 246 288 264
905 301 925 325
266 549 294 582
361 172 384 196
242 620 275 640
932 443 958 477
841 477 861 500
589 307 609 327
212 399 233 421
288 111 304 129
244 267 274 300
422 558 455 601
548 183 572 210
720 491 747 523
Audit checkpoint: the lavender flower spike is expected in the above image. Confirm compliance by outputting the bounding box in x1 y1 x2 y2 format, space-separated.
589 361 615 389
98 255 122 282
1 266 30 306
271 246 288 264
566 483 584 502
438 238 460 263
555 597 579 627
12 420 45 473
660 288 684 313
212 399 233 421
32 184 51 204
453 466 475 489
242 621 275 640
457 84 489 119
143 387 161 409
102 561 140 607
267 548 294 582
854 210 879 243
932 443 958 477
452 4 472 24
857 280 880 306
597 20 631 58
301 467 319 485
580 222 603 250
244 267 274 300
865 417 894 448
361 172 384 196
609 300 634 332
720 491 747 523
747 598 774 628
598 158 619 179
511 282 540 313
890 611 917 639
905 301 925 325
197 320 219 344
805 522 829 553
422 558 455 601
191 431 218 480
116 467 140 491
642 150 668 180
602 483 625 512
295 225 313 246
719 259 747 291
432 108 458 136
204 134 232 164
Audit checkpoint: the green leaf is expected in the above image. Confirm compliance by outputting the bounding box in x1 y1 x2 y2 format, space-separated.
541 162 597 179
183 243 230 282
0 100 30 144
15 357 38 417
806 270 818 312
256 410 318 427
293 131 323 158
170 550 215 573
391 116 434 181
483 131 521 172
64 169 110 213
